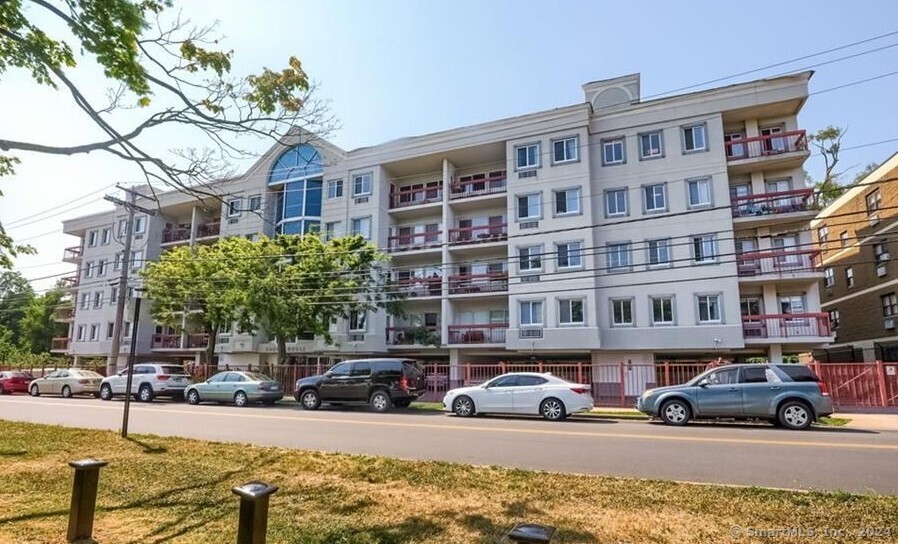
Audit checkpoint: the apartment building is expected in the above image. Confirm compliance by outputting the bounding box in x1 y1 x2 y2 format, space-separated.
53 71 832 370
812 151 898 362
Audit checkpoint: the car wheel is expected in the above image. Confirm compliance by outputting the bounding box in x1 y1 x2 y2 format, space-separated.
99 384 113 401
186 389 201 405
660 399 691 426
61 385 73 398
138 384 154 403
30 384 40 397
778 400 812 430
370 390 392 413
300 389 321 410
452 395 475 417
233 391 249 407
540 397 567 421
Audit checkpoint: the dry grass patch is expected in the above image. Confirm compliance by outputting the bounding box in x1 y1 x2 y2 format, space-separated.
0 420 895 543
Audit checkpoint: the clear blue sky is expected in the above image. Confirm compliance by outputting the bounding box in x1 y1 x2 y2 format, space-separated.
4 0 898 290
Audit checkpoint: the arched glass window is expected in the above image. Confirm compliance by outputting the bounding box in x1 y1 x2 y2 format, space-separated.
269 144 322 185
269 145 324 235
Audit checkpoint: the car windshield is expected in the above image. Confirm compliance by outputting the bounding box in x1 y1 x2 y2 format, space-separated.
74 370 103 378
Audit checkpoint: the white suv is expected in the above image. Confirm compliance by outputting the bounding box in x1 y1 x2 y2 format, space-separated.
99 363 192 402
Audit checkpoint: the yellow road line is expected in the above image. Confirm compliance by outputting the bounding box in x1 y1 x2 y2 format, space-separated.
3 398 897 451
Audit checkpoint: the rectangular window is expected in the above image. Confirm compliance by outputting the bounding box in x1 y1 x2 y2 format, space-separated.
516 143 540 169
519 300 543 326
697 294 722 323
559 299 584 325
87 230 98 247
693 235 717 263
605 189 628 216
101 228 111 245
817 225 828 245
686 178 712 207
866 189 882 216
118 218 127 237
874 242 889 262
643 184 667 212
248 195 262 211
352 173 372 196
607 242 632 271
556 242 582 269
882 293 898 318
350 217 371 240
79 293 90 310
639 131 663 159
131 250 143 271
651 296 675 325
829 309 840 329
552 137 578 163
123 321 132 338
76 325 86 341
647 238 672 267
779 294 806 315
682 124 707 152
602 138 625 165
846 267 854 288
349 310 367 331
106 322 115 339
611 298 634 326
227 199 241 217
93 291 103 308
83 261 93 278
519 245 543 272
327 179 344 199
113 252 123 271
554 187 581 215
96 260 106 277
110 288 118 303
517 193 541 220
89 324 99 341
324 221 342 241
840 231 849 248
824 267 835 287
134 216 146 234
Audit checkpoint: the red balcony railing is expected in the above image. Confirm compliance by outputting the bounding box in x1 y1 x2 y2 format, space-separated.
197 222 220 238
162 226 191 244
53 306 76 321
152 334 182 349
726 130 807 161
450 173 507 199
385 326 440 345
393 277 442 297
736 250 821 277
448 224 507 244
448 272 508 294
63 246 83 262
742 313 831 339
731 188 814 218
186 333 210 348
447 324 508 344
388 231 442 251
60 275 79 289
50 337 70 351
389 184 443 209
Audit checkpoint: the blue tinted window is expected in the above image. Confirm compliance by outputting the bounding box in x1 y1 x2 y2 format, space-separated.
275 190 285 223
281 221 302 235
284 181 305 219
304 221 320 234
305 180 322 216
269 144 322 184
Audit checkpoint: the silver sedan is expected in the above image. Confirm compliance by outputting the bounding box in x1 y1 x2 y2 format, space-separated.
28 369 104 398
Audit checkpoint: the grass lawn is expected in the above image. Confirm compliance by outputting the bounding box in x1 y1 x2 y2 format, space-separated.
1 421 894 543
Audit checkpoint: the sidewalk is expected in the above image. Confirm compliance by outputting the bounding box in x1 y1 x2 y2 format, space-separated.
834 412 898 432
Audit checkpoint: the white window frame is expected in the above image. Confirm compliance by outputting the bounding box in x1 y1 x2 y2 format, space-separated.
829 309 840 330
519 300 544 327
350 216 372 240
682 123 708 153
352 173 373 197
106 322 115 339
639 131 664 159
76 325 86 341
846 267 854 288
650 295 676 326
79 293 90 310
604 188 628 217
515 142 541 170
89 323 99 341
839 231 849 247
697 293 722 324
248 195 262 212
134 216 147 234
646 238 672 268
96 260 107 277
866 189 882 216
349 310 367 332
607 242 632 271
131 250 143 271
692 234 718 264
227 199 242 217
324 221 342 241
817 225 829 244
823 267 835 287
87 230 98 247
110 288 118 303
643 183 667 213
602 138 625 165
686 177 712 208
83 261 94 278
553 187 581 216
558 298 585 326
556 241 583 270
118 218 128 237
101 228 111 245
123 321 132 338
327 179 344 199
610 298 634 327
551 136 578 164
516 193 542 220
518 245 543 273
93 291 103 309
113 252 123 271
882 293 898 318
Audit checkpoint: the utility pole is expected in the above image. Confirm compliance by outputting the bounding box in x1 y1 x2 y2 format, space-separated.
104 186 156 376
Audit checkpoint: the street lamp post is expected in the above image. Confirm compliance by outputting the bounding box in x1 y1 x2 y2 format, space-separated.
121 287 144 438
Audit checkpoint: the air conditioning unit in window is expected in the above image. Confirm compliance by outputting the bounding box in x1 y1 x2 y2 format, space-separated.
870 214 880 226
518 170 537 179
877 264 888 277
879 253 890 262
885 318 895 330
354 197 369 204
519 328 543 339
520 221 539 229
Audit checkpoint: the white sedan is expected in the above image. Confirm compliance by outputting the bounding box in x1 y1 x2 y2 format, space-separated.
442 372 594 421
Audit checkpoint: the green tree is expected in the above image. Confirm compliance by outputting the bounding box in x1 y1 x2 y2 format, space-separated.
17 285 68 353
852 162 879 184
0 270 35 345
0 0 333 268
808 126 847 207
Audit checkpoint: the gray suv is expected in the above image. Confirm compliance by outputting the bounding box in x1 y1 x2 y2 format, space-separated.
636 364 833 430
99 363 192 402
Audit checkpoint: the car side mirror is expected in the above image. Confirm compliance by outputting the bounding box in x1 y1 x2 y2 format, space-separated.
698 379 709 388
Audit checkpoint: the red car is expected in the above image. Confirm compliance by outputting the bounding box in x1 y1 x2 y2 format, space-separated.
0 371 35 394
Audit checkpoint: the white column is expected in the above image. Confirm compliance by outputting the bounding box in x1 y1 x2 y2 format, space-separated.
189 205 198 249
441 159 454 347
768 344 783 364
449 348 461 388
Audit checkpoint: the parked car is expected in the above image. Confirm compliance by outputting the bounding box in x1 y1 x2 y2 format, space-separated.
99 363 192 402
295 358 426 412
184 371 283 407
0 371 34 394
28 369 103 398
636 364 833 430
442 373 594 421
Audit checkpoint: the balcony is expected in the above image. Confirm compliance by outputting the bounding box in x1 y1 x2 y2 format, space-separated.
736 250 821 281
186 333 210 348
447 324 507 344
196 221 220 239
60 275 80 289
152 333 210 349
63 246 83 263
53 306 76 321
725 130 809 173
388 231 442 252
448 272 508 294
393 277 442 298
449 224 507 245
450 172 507 200
731 188 815 226
742 313 831 340
385 326 440 346
161 226 191 244
389 184 443 209
50 337 70 352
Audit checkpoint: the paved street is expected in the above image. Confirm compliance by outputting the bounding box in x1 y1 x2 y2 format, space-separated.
2 396 897 494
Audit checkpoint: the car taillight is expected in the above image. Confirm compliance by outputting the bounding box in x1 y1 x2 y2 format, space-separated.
399 376 409 390
817 381 830 397
570 387 590 395
157 375 170 381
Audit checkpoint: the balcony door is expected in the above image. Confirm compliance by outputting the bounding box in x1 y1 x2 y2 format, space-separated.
740 297 764 337
772 235 800 267
735 239 759 275
724 132 745 159
765 178 793 211
730 184 751 216
760 125 786 154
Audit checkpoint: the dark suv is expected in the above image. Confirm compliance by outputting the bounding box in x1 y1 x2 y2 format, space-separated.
294 359 426 412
